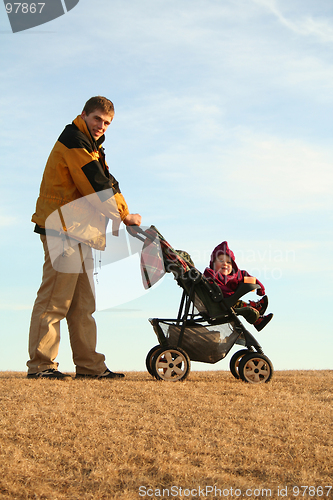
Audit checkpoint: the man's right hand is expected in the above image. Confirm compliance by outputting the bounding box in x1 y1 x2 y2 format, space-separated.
123 213 142 226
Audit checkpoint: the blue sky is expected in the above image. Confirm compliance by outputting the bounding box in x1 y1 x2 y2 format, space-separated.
0 0 332 373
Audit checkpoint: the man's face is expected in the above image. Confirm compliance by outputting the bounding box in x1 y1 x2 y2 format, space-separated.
81 109 114 141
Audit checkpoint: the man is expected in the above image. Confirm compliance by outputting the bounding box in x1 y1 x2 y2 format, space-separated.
27 96 141 379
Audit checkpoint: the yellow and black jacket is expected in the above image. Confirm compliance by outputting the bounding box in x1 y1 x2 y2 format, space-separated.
32 115 129 250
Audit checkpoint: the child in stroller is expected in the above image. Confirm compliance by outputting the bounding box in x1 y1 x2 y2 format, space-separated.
204 241 273 331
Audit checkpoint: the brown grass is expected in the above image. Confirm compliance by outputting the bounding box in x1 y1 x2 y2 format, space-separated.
0 371 332 499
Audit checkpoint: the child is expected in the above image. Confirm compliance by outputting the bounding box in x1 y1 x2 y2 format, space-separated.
204 241 273 331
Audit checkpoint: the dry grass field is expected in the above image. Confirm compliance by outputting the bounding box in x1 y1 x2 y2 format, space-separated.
0 370 332 500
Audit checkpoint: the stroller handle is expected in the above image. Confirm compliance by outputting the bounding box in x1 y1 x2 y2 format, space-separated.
126 225 156 242
126 224 144 236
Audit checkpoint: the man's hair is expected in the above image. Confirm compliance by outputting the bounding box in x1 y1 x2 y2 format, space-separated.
83 96 114 116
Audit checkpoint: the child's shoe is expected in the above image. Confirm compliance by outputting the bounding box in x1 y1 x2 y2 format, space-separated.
249 295 268 315
254 313 273 331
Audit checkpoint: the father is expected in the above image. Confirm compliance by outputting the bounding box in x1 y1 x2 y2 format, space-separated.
27 96 141 379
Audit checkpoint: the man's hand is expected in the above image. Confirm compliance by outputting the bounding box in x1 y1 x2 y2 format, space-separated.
123 213 142 226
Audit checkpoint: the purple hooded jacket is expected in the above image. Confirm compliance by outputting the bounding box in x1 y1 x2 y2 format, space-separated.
203 241 265 297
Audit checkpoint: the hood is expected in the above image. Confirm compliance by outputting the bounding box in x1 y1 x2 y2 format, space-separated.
209 241 238 273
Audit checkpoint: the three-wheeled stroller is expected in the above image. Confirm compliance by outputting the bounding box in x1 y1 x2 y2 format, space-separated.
127 225 274 384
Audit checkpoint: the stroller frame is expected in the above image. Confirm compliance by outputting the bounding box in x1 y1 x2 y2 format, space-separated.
150 274 263 353
127 225 274 384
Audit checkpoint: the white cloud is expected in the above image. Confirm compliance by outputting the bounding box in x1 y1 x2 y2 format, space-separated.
0 304 31 310
125 94 333 215
219 129 333 212
0 215 17 226
225 238 333 275
253 0 333 43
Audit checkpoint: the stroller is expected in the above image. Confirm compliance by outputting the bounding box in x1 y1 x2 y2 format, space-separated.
127 225 274 384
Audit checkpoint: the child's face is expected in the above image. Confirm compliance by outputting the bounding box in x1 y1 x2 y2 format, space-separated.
214 254 233 275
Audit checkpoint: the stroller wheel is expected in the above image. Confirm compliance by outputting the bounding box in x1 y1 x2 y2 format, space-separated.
238 352 274 384
229 349 251 379
146 345 162 377
152 346 190 382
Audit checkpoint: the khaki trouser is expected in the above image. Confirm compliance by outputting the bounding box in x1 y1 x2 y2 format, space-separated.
27 235 107 375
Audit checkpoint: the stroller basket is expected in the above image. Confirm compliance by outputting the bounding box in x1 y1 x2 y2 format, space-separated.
150 319 239 364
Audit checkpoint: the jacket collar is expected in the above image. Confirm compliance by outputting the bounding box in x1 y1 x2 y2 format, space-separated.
73 115 105 149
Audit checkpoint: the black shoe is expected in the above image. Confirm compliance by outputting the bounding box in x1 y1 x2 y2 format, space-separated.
76 369 125 379
98 369 125 379
254 313 273 332
27 369 72 380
